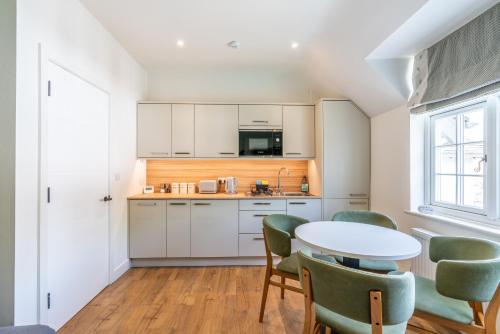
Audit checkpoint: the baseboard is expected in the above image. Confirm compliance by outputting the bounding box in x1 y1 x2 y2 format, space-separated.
130 257 270 267
110 259 130 282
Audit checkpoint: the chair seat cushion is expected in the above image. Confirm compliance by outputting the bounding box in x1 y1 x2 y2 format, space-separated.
277 252 336 275
335 256 398 272
315 304 407 334
414 276 474 324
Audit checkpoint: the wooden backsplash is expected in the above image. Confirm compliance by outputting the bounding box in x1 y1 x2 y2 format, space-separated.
146 160 308 193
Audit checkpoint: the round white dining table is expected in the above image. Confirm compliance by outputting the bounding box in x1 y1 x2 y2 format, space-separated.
294 221 422 268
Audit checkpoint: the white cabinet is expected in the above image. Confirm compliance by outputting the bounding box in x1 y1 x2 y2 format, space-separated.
322 198 369 221
283 105 315 158
286 199 322 222
239 199 286 211
239 105 282 128
166 200 190 257
239 210 284 234
239 234 267 257
323 101 370 198
129 200 167 258
137 103 171 158
190 200 238 257
172 104 194 158
195 105 238 158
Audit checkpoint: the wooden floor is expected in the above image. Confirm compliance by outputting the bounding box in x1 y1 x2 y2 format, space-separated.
59 266 420 334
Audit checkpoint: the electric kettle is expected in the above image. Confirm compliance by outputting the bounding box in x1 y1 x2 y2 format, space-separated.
225 177 238 194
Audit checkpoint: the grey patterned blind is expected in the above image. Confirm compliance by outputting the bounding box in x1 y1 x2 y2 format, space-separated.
408 3 500 113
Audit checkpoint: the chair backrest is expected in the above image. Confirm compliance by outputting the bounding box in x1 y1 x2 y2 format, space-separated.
298 248 415 326
262 214 308 257
430 236 500 302
332 210 397 230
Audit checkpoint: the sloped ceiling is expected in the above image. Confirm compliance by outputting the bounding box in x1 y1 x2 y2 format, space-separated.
79 0 495 116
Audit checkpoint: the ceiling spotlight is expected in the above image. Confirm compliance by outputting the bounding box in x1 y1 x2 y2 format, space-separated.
176 40 185 47
227 40 240 49
291 42 299 49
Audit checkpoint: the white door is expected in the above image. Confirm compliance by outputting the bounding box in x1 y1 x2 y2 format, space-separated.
45 62 110 330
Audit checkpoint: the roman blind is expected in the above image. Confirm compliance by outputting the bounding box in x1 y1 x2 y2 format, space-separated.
408 3 500 113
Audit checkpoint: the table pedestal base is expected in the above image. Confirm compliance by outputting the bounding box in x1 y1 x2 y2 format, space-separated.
342 257 360 269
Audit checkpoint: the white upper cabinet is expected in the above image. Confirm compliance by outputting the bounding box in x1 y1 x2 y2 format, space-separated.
172 104 195 158
195 104 239 158
137 103 172 158
283 105 315 158
323 101 370 198
239 105 282 128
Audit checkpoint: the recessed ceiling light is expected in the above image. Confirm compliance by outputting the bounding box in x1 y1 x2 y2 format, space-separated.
291 42 299 49
227 40 240 49
176 39 185 47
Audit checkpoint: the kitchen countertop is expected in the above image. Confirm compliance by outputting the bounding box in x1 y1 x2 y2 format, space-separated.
127 192 321 200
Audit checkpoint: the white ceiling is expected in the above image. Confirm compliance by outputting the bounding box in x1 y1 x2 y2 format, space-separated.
79 0 496 116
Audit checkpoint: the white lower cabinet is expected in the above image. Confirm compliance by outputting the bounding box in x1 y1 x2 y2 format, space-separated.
129 200 167 258
286 199 322 221
239 210 284 234
322 198 369 221
239 234 267 257
166 200 190 257
190 200 239 257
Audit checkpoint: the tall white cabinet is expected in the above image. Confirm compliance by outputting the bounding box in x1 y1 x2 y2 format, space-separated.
310 100 370 220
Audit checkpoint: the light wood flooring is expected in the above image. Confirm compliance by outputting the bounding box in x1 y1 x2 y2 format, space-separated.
59 266 421 334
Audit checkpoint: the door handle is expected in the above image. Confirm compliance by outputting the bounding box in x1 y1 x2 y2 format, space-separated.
253 237 265 240
137 202 157 206
349 201 367 205
102 195 113 202
252 120 269 123
193 203 211 206
349 193 367 197
253 214 269 217
174 152 191 155
286 152 302 155
169 202 187 206
219 152 235 155
253 202 271 205
289 202 306 205
151 152 169 155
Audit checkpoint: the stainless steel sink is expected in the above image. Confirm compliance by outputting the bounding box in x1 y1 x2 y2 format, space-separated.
279 192 314 197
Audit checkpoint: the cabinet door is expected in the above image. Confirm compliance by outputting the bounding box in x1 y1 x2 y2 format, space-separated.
286 199 322 222
172 104 194 158
239 105 282 128
239 234 266 256
167 200 190 257
129 200 166 258
137 104 171 158
283 105 315 158
322 199 369 221
323 101 370 198
195 105 238 158
190 200 238 257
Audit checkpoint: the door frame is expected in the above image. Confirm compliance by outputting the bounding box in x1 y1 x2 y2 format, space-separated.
37 44 112 325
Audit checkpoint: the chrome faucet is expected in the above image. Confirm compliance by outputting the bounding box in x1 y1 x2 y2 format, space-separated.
277 167 290 195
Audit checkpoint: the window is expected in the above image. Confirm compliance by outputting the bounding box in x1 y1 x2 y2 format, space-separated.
425 94 499 221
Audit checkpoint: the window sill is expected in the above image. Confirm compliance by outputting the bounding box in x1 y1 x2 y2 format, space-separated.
405 210 500 238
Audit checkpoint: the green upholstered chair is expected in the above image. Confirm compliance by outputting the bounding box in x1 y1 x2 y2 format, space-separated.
259 214 336 323
298 248 415 334
332 211 399 272
411 236 500 334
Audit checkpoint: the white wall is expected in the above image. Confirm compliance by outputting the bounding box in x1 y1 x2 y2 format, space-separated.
0 0 16 326
147 66 340 102
15 0 147 325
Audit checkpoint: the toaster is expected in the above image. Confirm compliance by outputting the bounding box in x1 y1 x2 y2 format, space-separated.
198 180 218 194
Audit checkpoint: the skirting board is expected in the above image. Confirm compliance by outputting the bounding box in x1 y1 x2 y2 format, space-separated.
130 257 272 267
111 259 130 282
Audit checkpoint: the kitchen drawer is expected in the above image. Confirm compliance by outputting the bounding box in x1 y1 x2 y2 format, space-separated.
322 198 369 220
286 199 322 221
239 210 285 234
239 234 266 257
239 199 286 211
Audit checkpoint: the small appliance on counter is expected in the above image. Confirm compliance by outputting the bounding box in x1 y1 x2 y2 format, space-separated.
171 183 179 194
160 183 170 193
225 176 238 194
143 185 154 194
179 182 188 194
199 180 218 194
188 182 196 194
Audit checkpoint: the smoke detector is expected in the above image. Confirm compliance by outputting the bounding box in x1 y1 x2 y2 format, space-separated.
227 41 240 49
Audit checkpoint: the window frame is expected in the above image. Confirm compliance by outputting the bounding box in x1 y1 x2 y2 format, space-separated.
424 93 500 222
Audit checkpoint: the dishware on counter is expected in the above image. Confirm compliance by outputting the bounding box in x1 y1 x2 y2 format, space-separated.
188 183 196 194
160 183 169 193
255 179 269 193
225 176 238 194
171 182 179 194
198 180 218 193
180 182 188 195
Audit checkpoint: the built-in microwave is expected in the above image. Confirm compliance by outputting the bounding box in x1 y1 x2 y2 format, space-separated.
239 130 282 157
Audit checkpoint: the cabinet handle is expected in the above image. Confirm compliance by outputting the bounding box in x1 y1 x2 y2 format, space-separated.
137 202 157 206
289 202 306 205
169 202 187 206
219 152 235 155
349 193 367 197
253 214 269 217
253 237 265 240
253 202 271 205
286 152 302 155
151 152 169 155
349 201 368 205
193 203 211 206
252 120 269 123
174 152 191 155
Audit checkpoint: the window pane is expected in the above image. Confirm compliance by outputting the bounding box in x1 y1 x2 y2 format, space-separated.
435 175 456 205
434 115 456 146
463 176 484 209
435 146 456 174
463 143 484 175
463 108 484 143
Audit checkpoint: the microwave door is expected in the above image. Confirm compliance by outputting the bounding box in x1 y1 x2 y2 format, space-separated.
239 131 273 156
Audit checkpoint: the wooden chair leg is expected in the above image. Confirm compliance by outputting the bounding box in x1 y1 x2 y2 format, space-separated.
325 326 332 334
468 301 485 327
312 322 321 334
281 276 286 299
370 290 383 334
259 266 272 323
303 268 315 334
485 285 500 334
